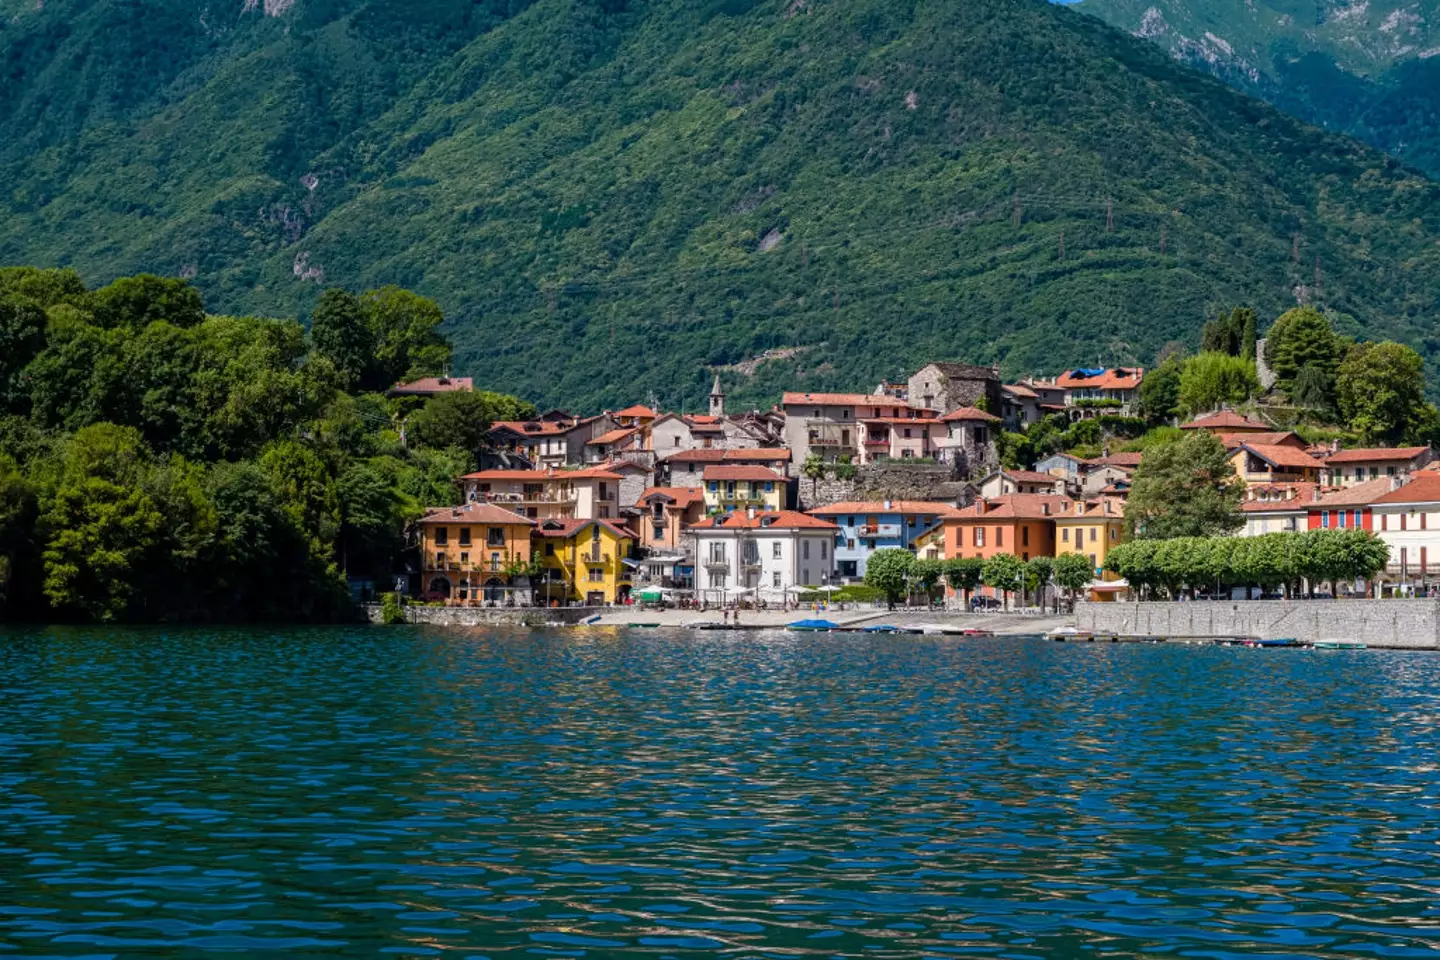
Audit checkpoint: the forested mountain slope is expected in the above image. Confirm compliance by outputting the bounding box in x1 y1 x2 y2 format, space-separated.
1080 0 1440 178
6 0 1440 410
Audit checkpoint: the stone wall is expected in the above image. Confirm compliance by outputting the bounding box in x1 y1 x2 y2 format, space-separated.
364 604 604 627
1076 599 1440 649
798 461 970 510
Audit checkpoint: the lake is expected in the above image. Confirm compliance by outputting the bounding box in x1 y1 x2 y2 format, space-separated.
2 627 1438 957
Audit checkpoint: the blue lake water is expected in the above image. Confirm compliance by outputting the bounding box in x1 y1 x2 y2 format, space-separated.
2 627 1439 957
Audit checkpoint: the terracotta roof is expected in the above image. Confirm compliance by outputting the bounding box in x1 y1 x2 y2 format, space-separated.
1088 452 1143 468
490 417 596 436
593 459 652 474
1237 444 1324 470
1055 499 1126 519
461 468 621 481
1375 473 1440 505
1241 483 1319 512
862 417 945 425
1181 411 1270 431
533 518 634 540
418 502 536 525
950 495 1074 520
388 376 474 396
1313 478 1397 507
1322 446 1429 464
811 501 963 517
781 392 913 408
614 404 657 419
639 487 705 509
702 465 786 482
688 510 837 531
1002 470 1061 485
587 427 639 447
1003 383 1038 399
684 414 721 425
1055 367 1143 390
663 448 791 464
939 407 1001 423
1218 431 1303 450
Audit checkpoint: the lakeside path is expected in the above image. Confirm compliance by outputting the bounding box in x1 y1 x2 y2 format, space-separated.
590 607 1075 635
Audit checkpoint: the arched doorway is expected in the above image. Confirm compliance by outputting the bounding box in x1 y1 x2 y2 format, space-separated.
428 577 451 600
484 578 505 605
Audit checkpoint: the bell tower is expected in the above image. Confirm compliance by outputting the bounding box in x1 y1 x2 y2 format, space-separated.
709 374 726 418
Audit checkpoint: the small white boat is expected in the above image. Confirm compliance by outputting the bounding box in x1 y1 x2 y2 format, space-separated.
1313 639 1367 650
1045 626 1094 642
911 623 966 636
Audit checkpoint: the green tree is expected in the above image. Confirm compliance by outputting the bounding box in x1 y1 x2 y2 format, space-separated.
407 390 536 457
1125 431 1243 539
1240 308 1258 361
1336 341 1429 446
981 553 1026 611
309 289 375 390
864 548 915 610
0 297 47 413
1265 307 1345 399
361 286 452 389
802 453 825 500
945 556 984 606
1026 555 1055 612
910 557 946 605
1177 352 1258 415
0 456 37 615
0 267 88 308
88 274 205 329
1053 552 1094 607
1138 355 1183 423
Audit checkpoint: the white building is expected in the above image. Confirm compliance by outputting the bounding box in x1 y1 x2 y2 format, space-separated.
1371 473 1440 584
781 391 927 468
689 509 838 603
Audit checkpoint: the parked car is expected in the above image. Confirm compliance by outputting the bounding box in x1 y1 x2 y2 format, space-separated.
970 596 1002 611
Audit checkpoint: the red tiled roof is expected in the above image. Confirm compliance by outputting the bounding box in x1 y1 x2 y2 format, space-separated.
1241 482 1319 512
1003 383 1038 399
1322 446 1429 464
1003 470 1061 485
811 501 962 517
1313 478 1397 507
388 376 474 396
1054 367 1143 390
1088 452 1143 468
781 392 913 408
587 427 639 447
1218 431 1303 450
940 407 1001 423
418 502 536 525
862 417 944 425
639 487 706 509
533 518 634 539
490 417 596 436
687 510 836 531
614 404 657 418
461 468 621 481
950 495 1074 520
684 414 721 425
663 448 791 464
702 465 786 482
1055 499 1126 519
1181 411 1270 431
1237 444 1324 470
1374 473 1440 505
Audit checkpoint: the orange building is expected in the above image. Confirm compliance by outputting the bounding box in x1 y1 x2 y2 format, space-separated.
416 502 536 604
638 487 707 552
943 494 1071 563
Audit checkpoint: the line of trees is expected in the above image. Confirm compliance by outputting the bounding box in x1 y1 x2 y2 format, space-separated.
864 548 1094 610
1103 529 1390 599
0 267 532 623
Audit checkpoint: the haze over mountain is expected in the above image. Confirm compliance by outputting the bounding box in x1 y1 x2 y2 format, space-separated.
5 0 1440 410
1081 0 1440 178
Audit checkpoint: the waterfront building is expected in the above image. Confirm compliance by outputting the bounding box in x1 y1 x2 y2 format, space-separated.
809 501 958 581
1053 499 1126 579
1228 442 1324 486
689 510 838 603
1371 473 1440 586
701 465 786 513
636 487 706 589
416 502 536 604
459 467 623 520
1239 483 1316 536
532 518 636 606
1319 446 1431 487
1306 479 1390 533
942 494 1070 564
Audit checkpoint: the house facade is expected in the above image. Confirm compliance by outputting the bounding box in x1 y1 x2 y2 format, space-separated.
1228 444 1324 486
907 363 1003 417
1239 483 1315 536
943 495 1071 564
1372 474 1440 585
809 501 959 581
1054 367 1144 416
689 510 838 603
701 465 786 514
1319 447 1431 487
661 449 793 488
1053 499 1126 579
489 415 615 467
781 392 926 467
533 518 635 606
935 407 1000 474
978 470 1064 498
460 467 623 520
416 502 536 604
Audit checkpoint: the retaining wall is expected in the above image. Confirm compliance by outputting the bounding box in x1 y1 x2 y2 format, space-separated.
1076 599 1440 649
363 605 606 627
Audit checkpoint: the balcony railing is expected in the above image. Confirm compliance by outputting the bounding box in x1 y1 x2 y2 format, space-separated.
471 490 579 504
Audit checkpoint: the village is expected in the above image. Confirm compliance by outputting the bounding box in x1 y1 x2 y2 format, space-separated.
391 356 1440 611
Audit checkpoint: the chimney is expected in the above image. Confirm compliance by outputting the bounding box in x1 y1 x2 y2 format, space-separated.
883 499 893 510
747 506 757 521
1391 475 1404 492
1042 502 1050 517
452 507 462 518
1104 499 1112 515
1312 486 1321 502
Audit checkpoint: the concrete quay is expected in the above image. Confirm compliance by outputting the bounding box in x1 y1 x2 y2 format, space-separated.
1077 599 1440 649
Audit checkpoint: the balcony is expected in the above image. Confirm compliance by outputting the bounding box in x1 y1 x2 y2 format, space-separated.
471 490 579 504
704 557 729 571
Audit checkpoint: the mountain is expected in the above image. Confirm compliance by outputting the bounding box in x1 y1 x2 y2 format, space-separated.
6 0 1440 412
1079 0 1440 177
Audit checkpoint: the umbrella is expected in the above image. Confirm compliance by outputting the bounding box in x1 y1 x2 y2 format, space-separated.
637 587 665 601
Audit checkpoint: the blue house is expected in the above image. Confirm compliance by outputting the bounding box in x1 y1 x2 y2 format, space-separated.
809 500 953 581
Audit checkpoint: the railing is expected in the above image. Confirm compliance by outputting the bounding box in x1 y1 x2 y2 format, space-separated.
471 490 579 504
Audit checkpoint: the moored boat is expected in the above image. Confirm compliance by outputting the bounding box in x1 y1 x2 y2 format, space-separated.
1313 639 1367 650
786 619 841 633
1045 626 1093 642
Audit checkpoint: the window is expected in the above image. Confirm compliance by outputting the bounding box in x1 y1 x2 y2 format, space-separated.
709 481 718 492
903 428 912 439
435 551 446 566
435 528 449 546
841 430 851 446
1388 466 1398 476
588 568 604 583
459 552 469 565
1321 511 1330 529
1337 512 1346 529
1022 527 1030 547
1401 514 1408 531
821 541 828 560
1423 513 1429 531
545 543 555 556
846 539 856 550
847 516 856 527
1382 514 1389 531
708 543 726 564
773 572 782 588
995 527 1004 547
773 542 783 559
1089 527 1097 543
459 528 472 546
765 482 774 493
1371 467 1379 479
1062 528 1070 542
653 525 666 541
490 553 501 572
803 540 811 560
903 450 912 458
487 527 505 546
975 527 985 547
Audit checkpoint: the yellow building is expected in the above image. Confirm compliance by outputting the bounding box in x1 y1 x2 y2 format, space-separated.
416 502 537 604
1228 443 1323 487
533 518 636 606
701 465 786 514
1054 499 1126 582
913 521 948 562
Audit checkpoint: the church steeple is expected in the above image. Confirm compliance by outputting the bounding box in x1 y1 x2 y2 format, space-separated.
709 374 725 418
